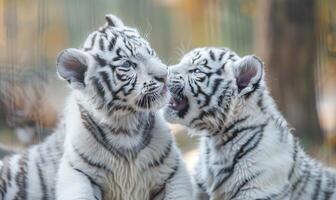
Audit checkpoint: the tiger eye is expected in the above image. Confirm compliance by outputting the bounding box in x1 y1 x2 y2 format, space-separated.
121 60 132 68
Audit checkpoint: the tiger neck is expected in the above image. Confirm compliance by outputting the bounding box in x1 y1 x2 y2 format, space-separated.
207 90 289 149
77 103 152 134
67 94 153 134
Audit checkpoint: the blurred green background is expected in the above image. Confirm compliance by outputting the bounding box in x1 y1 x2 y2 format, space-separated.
0 0 335 171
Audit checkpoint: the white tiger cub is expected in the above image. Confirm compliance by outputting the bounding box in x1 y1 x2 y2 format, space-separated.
55 15 192 200
163 47 336 200
0 15 192 200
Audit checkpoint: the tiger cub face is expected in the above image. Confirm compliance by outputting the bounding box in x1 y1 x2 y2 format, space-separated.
56 15 168 116
163 47 263 133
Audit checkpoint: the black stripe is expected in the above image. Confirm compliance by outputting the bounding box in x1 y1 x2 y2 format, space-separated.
36 161 48 200
220 116 249 135
228 53 237 61
94 55 107 67
236 127 264 159
99 71 113 93
288 138 299 180
104 125 131 135
68 161 104 199
230 171 263 199
79 105 154 161
0 158 10 199
190 110 215 128
202 60 212 70
14 153 29 200
112 48 123 61
191 52 201 64
257 92 267 113
200 78 222 109
212 125 265 192
197 181 207 192
291 167 311 199
108 36 117 51
148 140 172 168
218 123 260 148
91 77 106 107
209 50 216 61
312 169 322 199
84 33 97 51
72 144 113 174
322 171 335 200
105 16 115 26
290 166 308 196
134 113 154 155
108 105 136 115
99 27 107 35
218 52 225 61
149 185 165 200
99 37 105 51
244 78 261 98
166 160 179 182
217 80 233 107
79 105 127 160
149 159 179 200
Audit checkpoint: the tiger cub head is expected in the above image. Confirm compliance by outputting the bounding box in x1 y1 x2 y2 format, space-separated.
56 15 168 116
163 47 264 133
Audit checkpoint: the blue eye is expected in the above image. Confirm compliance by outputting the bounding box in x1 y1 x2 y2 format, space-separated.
121 61 134 68
193 69 201 73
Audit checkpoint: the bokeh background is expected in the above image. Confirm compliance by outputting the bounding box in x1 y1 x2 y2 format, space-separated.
0 0 335 171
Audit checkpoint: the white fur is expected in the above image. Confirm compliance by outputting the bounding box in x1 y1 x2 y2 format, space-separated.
0 14 192 200
56 94 192 200
55 14 192 200
164 47 336 200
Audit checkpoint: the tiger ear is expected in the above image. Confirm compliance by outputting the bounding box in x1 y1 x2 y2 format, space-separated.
105 14 124 28
234 55 263 96
56 48 88 89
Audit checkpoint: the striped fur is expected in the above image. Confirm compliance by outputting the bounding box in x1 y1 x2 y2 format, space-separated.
163 47 336 200
0 15 192 200
55 14 192 200
0 122 65 200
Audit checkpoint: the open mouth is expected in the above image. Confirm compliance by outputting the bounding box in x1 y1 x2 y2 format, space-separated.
168 93 189 117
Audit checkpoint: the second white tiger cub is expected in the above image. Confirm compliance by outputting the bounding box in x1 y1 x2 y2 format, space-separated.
56 15 192 199
164 47 336 200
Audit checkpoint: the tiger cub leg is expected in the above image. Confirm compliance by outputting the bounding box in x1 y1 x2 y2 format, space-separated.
56 161 101 200
162 162 194 200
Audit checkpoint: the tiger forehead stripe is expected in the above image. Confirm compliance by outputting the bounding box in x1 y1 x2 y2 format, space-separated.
191 52 202 65
209 50 216 61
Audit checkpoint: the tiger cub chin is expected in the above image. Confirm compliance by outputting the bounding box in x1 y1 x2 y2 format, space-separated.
163 47 336 200
0 15 192 200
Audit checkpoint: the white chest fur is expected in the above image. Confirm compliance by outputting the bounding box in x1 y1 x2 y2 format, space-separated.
57 101 191 200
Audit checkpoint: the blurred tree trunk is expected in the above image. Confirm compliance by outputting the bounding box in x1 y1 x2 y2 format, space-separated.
257 0 323 144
